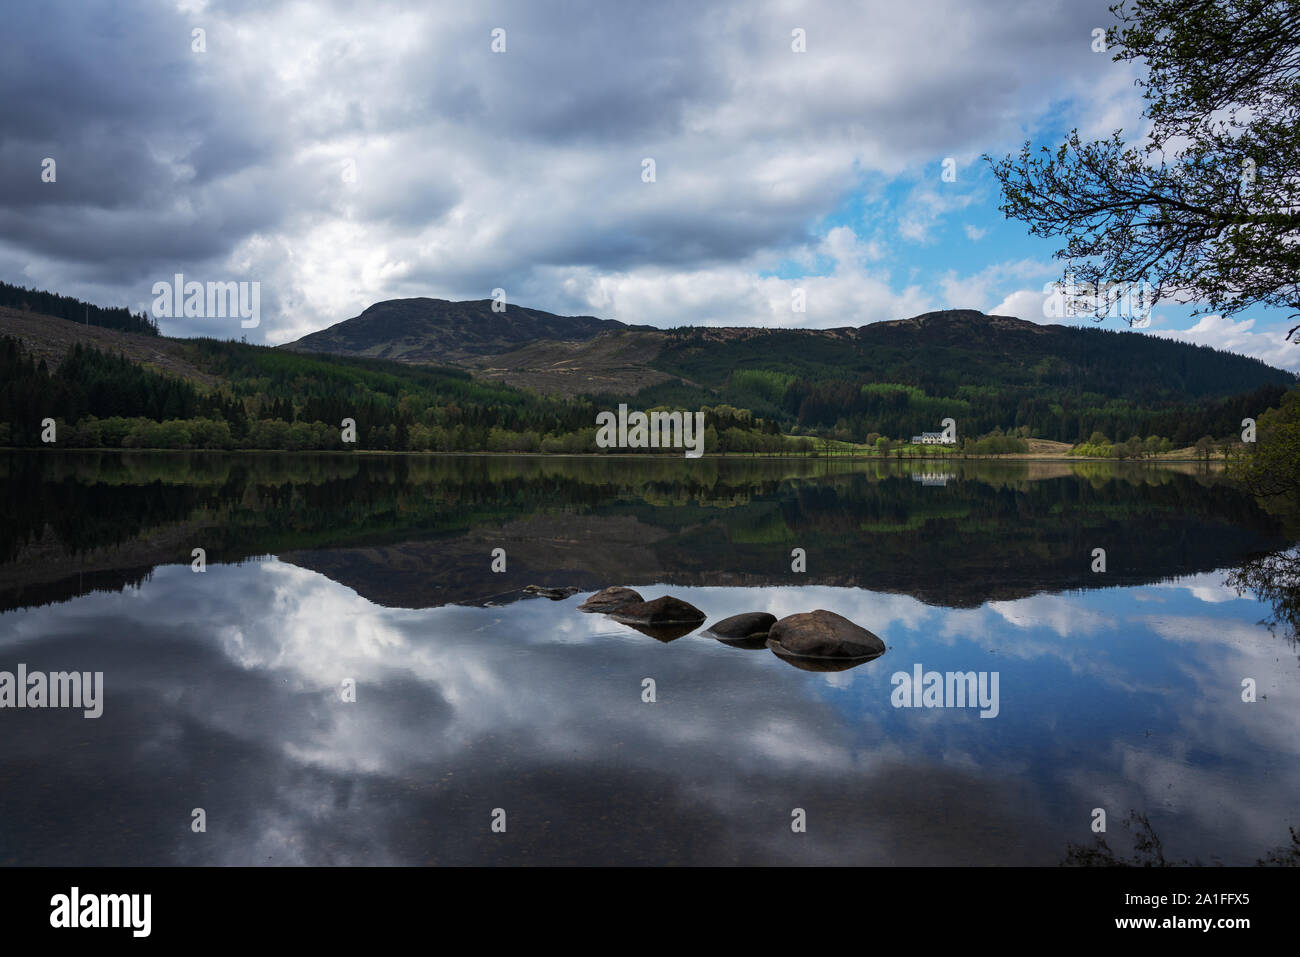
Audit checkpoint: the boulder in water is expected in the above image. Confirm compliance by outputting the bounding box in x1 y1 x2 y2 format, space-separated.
702 612 777 649
766 610 885 661
578 586 644 612
609 595 707 626
523 585 580 600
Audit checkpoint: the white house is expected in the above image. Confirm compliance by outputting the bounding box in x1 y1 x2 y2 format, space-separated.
910 432 954 445
912 471 956 486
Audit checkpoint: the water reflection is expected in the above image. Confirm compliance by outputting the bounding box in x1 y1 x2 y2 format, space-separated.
0 453 1296 865
1226 548 1300 653
613 620 699 642
1 563 1295 865
0 452 1288 614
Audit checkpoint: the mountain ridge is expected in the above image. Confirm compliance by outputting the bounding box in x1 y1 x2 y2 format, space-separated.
3 294 1292 451
281 297 1294 407
288 296 635 364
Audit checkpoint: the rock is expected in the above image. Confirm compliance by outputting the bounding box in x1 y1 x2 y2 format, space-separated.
713 634 770 650
766 610 885 660
523 585 580 600
608 595 707 625
578 586 644 612
765 645 876 672
702 612 776 640
618 621 699 643
702 612 776 649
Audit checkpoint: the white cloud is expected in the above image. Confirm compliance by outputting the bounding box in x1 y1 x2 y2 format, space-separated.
539 234 935 330
941 260 1055 314
898 182 979 244
1 0 1143 342
991 288 1051 322
1146 314 1300 372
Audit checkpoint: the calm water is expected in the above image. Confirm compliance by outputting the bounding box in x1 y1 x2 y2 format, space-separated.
1 452 1297 865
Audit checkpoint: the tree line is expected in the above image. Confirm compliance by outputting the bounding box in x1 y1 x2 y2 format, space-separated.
0 280 159 336
757 378 1287 448
0 336 799 453
4 332 1291 458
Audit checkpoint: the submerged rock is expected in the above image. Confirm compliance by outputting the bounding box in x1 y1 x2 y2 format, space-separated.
608 595 707 625
766 610 885 661
610 595 707 624
703 612 776 639
713 635 769 650
578 586 644 612
618 621 699 643
523 585 580 600
766 645 876 672
702 612 776 649
611 595 712 639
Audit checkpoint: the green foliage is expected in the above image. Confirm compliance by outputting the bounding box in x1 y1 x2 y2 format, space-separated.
1072 433 1176 459
963 432 1029 455
1 335 808 454
727 369 795 406
1231 386 1300 497
860 382 926 400
651 323 1292 444
1070 441 1115 459
0 337 198 444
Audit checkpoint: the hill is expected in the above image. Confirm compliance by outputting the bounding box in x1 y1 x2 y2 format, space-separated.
283 298 1298 445
0 306 217 387
651 309 1293 404
636 309 1297 443
2 295 1296 453
288 297 631 363
285 301 1296 422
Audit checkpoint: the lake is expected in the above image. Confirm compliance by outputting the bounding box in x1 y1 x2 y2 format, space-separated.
1 452 1297 865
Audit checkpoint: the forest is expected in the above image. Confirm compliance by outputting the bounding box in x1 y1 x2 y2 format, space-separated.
649 324 1294 446
0 330 1290 455
0 335 801 453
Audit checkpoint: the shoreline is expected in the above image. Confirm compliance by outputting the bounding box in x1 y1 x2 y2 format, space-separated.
0 447 1229 465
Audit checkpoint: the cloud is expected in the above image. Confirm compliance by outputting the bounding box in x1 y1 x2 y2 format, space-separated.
897 180 980 244
991 288 1051 322
528 226 934 333
987 291 1300 370
0 0 1145 341
936 259 1052 313
1147 314 1300 372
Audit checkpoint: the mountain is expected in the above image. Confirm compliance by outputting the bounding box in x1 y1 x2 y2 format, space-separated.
284 298 1296 411
4 291 1295 452
288 297 632 363
651 309 1298 405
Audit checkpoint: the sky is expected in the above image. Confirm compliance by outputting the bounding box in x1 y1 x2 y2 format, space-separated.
2 0 1298 371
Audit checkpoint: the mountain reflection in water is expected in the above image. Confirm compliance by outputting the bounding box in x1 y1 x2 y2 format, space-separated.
0 452 1296 865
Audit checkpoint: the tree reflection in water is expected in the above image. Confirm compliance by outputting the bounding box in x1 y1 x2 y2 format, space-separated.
1226 547 1300 655
1064 812 1300 866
